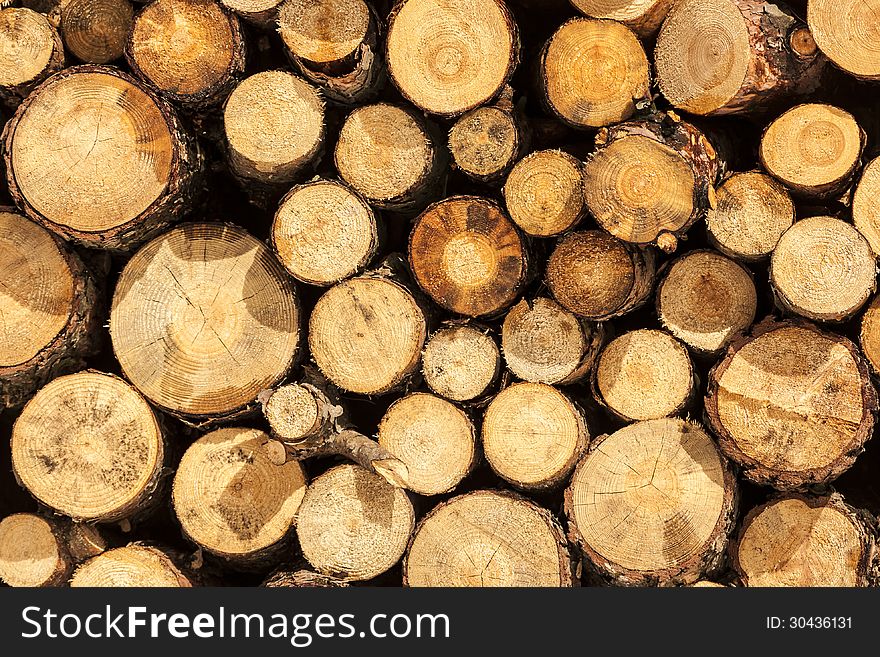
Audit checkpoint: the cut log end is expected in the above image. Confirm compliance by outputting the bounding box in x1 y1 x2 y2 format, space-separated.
277 0 369 69
409 196 527 317
707 321 877 489
127 0 245 106
504 149 584 237
734 494 876 587
60 0 134 64
12 371 164 523
568 0 672 37
541 17 649 129
760 103 865 199
566 418 737 586
421 324 501 402
853 155 880 256
483 382 588 490
770 216 876 322
224 71 324 186
378 392 477 496
297 463 415 581
386 0 518 117
448 106 520 183
594 329 695 421
70 545 192 587
220 0 282 26
657 250 757 354
0 514 70 587
404 490 575 587
172 427 307 563
334 103 440 212
808 0 880 81
309 275 426 395
271 180 378 287
546 229 656 320
110 223 301 421
860 295 880 377
0 7 63 102
264 383 326 443
502 297 603 385
706 171 794 261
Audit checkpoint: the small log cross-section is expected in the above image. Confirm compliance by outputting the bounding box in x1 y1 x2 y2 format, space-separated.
334 103 444 212
860 295 880 376
482 382 588 490
60 0 134 64
501 297 604 385
110 223 301 424
852 155 880 255
655 0 824 116
657 250 757 355
409 196 528 317
12 371 165 523
734 493 877 587
706 320 878 489
0 7 63 105
404 490 576 587
220 0 283 27
271 180 378 287
546 230 656 320
386 0 519 117
569 0 672 37
296 464 415 581
593 329 696 421
565 418 738 587
540 17 650 129
504 149 585 237
223 70 324 188
448 104 522 184
421 323 501 403
126 0 246 108
808 0 880 81
760 103 865 199
0 210 100 407
583 112 722 252
2 65 202 251
70 545 193 587
378 392 477 496
770 215 876 322
706 171 795 261
308 266 427 396
0 514 71 587
172 427 307 568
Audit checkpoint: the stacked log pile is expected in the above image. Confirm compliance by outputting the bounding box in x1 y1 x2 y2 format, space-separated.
3 0 880 589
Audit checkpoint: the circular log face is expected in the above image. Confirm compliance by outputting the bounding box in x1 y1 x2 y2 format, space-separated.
808 0 880 80
61 0 134 64
0 514 65 587
386 0 517 116
409 196 525 317
421 325 500 402
173 427 307 559
7 68 174 235
853 155 880 255
542 17 649 128
278 0 370 65
708 322 875 487
567 418 734 582
735 495 871 587
70 545 191 587
0 210 74 367
12 371 163 521
0 7 57 89
655 0 749 115
504 150 583 237
404 490 572 587
448 106 518 180
111 223 301 419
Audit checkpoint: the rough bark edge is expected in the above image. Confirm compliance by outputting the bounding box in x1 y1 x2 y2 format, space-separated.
655 248 758 356
704 317 879 490
590 111 722 252
125 2 247 110
0 8 65 107
564 420 740 587
2 65 204 251
590 329 698 423
385 0 520 119
731 491 879 587
269 179 380 287
0 215 102 407
262 563 349 587
402 489 578 587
